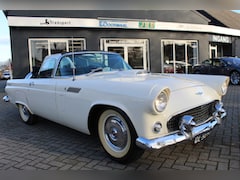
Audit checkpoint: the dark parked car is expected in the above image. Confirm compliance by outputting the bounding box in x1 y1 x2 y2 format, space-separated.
1 70 11 80
193 57 240 85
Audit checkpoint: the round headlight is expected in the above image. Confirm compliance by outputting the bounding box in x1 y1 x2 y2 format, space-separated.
154 89 169 112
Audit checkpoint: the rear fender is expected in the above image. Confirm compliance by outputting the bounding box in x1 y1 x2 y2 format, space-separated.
15 101 34 115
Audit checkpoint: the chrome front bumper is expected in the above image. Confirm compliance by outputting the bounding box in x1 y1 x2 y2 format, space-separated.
136 101 226 150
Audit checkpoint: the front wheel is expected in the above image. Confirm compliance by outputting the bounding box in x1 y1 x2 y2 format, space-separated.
230 71 240 85
98 109 144 163
18 104 36 125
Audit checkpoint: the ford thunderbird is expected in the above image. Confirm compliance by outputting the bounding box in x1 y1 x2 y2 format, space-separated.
3 51 229 163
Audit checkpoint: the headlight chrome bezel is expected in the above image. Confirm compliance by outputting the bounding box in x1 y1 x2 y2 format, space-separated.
153 88 170 113
221 78 229 95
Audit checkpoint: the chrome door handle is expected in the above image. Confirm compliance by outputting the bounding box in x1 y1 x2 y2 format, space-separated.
29 82 35 86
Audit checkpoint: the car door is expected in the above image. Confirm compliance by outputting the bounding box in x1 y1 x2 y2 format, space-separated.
27 78 57 121
208 59 217 74
54 55 90 133
55 79 87 129
197 59 211 74
27 57 58 122
211 59 226 75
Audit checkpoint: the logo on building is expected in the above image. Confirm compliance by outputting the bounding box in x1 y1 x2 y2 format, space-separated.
99 20 128 28
138 21 155 29
211 35 232 43
40 18 71 26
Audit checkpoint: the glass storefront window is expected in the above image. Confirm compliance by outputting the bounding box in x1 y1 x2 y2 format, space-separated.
187 42 198 64
163 41 174 73
128 47 144 69
30 40 48 68
29 38 86 71
69 39 85 52
50 41 67 54
162 40 198 74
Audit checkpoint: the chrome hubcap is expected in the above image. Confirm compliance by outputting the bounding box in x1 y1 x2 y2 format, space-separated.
20 105 30 121
104 116 128 151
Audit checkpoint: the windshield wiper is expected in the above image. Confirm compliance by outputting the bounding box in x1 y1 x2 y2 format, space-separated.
87 67 103 75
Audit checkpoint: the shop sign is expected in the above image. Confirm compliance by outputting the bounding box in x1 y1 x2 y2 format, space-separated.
211 35 232 43
40 18 71 26
138 21 155 29
99 20 128 28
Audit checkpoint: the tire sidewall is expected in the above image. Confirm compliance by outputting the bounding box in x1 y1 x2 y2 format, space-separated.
98 109 132 159
230 71 240 85
18 104 35 124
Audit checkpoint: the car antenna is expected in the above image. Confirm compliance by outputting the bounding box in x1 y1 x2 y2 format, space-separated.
72 37 76 81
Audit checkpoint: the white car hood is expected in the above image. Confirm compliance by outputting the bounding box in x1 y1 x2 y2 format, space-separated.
81 70 205 92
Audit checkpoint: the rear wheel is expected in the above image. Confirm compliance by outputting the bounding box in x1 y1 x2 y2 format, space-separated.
230 71 240 85
18 104 36 125
98 109 144 163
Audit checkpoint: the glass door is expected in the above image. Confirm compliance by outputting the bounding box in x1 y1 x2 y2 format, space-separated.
127 46 144 69
162 40 198 74
101 39 149 70
209 44 217 58
175 41 186 73
107 47 125 59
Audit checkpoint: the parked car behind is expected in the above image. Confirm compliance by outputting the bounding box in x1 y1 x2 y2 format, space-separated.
1 70 11 80
192 57 240 85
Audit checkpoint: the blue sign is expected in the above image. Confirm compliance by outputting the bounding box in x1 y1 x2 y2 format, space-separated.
99 20 128 28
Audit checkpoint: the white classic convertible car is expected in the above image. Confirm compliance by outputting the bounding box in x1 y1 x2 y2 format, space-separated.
4 51 229 163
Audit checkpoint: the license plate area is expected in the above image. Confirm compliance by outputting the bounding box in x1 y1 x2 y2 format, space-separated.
193 131 211 144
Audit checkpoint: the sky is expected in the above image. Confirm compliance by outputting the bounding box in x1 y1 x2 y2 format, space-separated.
0 10 11 65
0 10 240 66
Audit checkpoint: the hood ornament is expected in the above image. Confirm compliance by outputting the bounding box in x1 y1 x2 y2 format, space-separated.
195 87 204 95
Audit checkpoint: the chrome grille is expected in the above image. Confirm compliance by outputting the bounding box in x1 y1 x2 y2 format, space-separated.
167 101 217 132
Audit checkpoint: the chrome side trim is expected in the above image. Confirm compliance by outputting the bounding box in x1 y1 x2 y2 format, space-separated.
136 101 226 150
67 87 81 93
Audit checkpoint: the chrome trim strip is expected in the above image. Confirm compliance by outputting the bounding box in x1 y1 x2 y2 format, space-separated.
67 87 81 93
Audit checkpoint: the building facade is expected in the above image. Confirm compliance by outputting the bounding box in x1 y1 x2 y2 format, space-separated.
4 10 240 78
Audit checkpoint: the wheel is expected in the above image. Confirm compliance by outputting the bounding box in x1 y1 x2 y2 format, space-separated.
18 104 36 125
98 109 144 163
230 71 240 85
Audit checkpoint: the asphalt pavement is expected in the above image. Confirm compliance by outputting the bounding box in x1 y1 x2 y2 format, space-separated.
0 80 239 170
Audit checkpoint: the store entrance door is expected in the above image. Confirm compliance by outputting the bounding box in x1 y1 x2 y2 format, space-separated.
101 39 149 70
209 44 218 58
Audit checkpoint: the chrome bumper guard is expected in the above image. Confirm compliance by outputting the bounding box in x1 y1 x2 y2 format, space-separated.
136 101 226 150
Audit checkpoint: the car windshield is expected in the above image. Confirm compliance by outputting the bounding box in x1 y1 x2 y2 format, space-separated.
202 59 212 65
56 52 132 76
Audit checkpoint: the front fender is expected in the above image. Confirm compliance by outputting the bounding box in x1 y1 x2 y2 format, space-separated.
168 74 229 96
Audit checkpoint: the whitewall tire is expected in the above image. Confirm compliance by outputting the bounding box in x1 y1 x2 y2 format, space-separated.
98 109 144 163
18 104 36 125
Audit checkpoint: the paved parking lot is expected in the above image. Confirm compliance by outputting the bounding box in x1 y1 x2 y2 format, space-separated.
0 80 239 170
